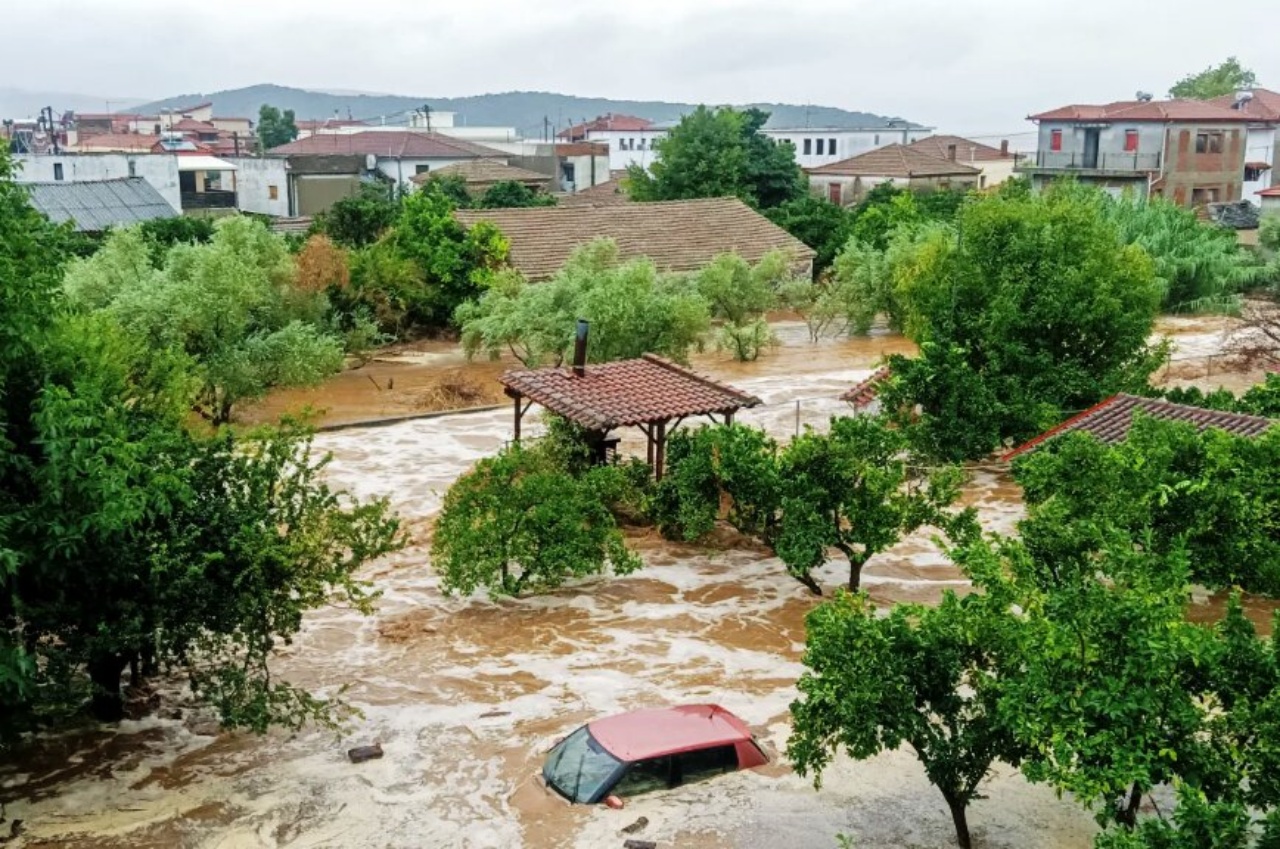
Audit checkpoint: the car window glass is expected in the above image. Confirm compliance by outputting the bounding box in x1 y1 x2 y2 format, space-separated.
613 756 674 797
543 727 622 803
679 744 738 784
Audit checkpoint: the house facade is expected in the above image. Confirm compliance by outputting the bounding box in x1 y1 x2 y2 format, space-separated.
13 152 240 215
906 135 1019 189
1209 88 1280 203
558 114 669 172
761 123 933 170
267 131 506 192
1021 99 1258 207
806 144 980 206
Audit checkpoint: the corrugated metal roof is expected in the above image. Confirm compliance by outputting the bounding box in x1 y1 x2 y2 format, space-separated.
25 177 177 232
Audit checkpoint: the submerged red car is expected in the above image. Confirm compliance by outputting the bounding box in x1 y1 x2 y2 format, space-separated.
542 704 769 805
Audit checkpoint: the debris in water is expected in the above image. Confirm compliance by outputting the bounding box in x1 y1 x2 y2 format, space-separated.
622 840 656 849
347 743 384 763
479 710 511 718
621 816 649 834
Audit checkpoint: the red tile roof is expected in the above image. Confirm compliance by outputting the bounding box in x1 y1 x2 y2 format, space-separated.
1208 88 1280 122
907 134 1013 163
840 366 891 407
75 133 162 152
1004 394 1274 459
559 113 653 140
500 353 761 429
1257 186 1280 197
267 131 502 159
170 118 220 133
1029 99 1256 123
808 144 980 178
555 141 609 157
456 197 813 279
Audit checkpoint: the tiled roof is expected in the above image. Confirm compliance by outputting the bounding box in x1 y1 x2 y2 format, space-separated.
25 177 176 232
1257 186 1280 197
411 158 549 185
908 135 1012 163
555 142 609 156
269 216 315 234
267 131 502 159
808 144 981 178
455 197 815 280
1004 394 1274 459
840 366 891 407
559 113 653 139
1208 88 1280 122
559 177 631 205
1029 99 1256 123
75 133 160 152
500 353 762 429
170 118 219 133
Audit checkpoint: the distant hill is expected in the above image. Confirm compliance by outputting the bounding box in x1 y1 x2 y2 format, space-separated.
135 84 927 134
0 88 145 120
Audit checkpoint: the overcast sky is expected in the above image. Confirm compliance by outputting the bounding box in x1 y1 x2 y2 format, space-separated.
8 0 1277 139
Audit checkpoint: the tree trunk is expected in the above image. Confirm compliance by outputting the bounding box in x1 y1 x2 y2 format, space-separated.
942 792 972 849
793 570 823 596
1117 781 1143 829
848 558 868 592
87 653 128 722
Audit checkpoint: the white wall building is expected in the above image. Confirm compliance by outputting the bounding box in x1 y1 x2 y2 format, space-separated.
15 152 183 211
587 128 670 172
762 125 933 169
225 157 291 217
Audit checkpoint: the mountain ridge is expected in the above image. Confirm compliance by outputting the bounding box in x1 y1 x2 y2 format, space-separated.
131 84 929 133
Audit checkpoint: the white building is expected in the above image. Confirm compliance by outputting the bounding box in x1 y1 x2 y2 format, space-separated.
265 131 505 193
761 124 933 169
13 152 240 214
906 135 1021 189
558 114 669 172
1209 88 1280 206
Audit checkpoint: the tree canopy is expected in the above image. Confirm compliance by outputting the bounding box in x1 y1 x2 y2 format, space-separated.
625 106 805 209
1169 57 1258 100
257 104 300 150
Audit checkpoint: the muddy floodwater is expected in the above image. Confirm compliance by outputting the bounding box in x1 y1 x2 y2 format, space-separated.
4 318 1274 849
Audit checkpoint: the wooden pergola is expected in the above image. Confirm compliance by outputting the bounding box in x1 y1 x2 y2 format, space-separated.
500 353 762 478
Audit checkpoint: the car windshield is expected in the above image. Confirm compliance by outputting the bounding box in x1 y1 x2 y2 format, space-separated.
543 726 622 803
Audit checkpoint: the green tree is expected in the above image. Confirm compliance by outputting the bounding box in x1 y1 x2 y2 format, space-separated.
1013 418 1280 595
764 195 853 274
257 104 300 149
457 238 710 367
314 183 400 249
1169 57 1257 100
63 217 346 424
880 184 1164 459
696 250 791 361
789 590 1019 849
477 180 556 209
626 106 804 209
136 216 216 265
389 187 509 329
433 444 642 598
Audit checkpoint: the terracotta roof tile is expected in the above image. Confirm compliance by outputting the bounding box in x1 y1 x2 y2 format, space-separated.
411 158 549 185
267 131 502 159
1257 186 1280 197
1030 99 1257 123
559 114 653 139
1208 88 1280 122
74 133 162 152
808 144 981 178
1004 394 1274 459
907 135 1013 163
559 178 631 205
455 197 814 280
840 366 891 407
501 353 761 429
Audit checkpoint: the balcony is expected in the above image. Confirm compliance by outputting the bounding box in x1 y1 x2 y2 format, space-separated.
1019 150 1162 175
180 189 237 210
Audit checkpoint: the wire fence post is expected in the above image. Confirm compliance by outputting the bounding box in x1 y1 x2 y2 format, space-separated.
795 400 801 438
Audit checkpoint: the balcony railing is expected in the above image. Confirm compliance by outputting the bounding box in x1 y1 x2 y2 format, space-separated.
181 190 237 210
1019 150 1162 174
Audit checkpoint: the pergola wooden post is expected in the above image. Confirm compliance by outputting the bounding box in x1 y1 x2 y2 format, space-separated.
498 354 762 477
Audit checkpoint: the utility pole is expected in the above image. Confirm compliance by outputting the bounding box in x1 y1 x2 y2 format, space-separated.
543 115 551 143
233 131 240 157
420 104 433 133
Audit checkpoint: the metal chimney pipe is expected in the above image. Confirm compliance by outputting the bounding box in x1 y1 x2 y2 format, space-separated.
573 319 589 377
1000 139 1009 156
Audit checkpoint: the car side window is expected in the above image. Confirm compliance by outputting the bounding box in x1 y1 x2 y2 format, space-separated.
612 756 675 797
678 745 738 784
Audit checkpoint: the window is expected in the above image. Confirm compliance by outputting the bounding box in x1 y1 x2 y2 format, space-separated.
979 175 988 190
613 756 675 798
629 138 636 151
268 185 279 200
827 183 842 205
678 746 738 785
803 138 812 155
1191 186 1220 205
815 139 824 155
1050 129 1063 152
828 138 837 155
53 163 63 181
1245 164 1269 182
1124 130 1139 152
415 164 430 174
1196 131 1224 154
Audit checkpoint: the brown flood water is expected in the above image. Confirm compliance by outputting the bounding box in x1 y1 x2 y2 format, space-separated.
3 317 1273 849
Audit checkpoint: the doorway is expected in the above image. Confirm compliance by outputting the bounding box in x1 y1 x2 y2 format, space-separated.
1083 128 1100 169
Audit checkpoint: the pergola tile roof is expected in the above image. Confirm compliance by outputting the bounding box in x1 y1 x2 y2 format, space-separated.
1005 393 1274 459
840 366 892 408
500 354 761 430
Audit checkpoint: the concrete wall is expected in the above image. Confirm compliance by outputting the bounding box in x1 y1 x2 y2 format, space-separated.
1261 195 1280 214
226 156 290 216
1033 121 1167 172
375 157 474 192
587 129 669 171
763 127 929 169
14 152 182 211
808 172 979 206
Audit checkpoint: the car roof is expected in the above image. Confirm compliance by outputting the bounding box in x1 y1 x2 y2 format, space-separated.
587 704 753 762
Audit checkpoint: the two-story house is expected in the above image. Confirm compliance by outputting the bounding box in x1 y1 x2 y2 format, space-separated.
558 114 670 173
1021 98 1256 207
1208 88 1280 204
